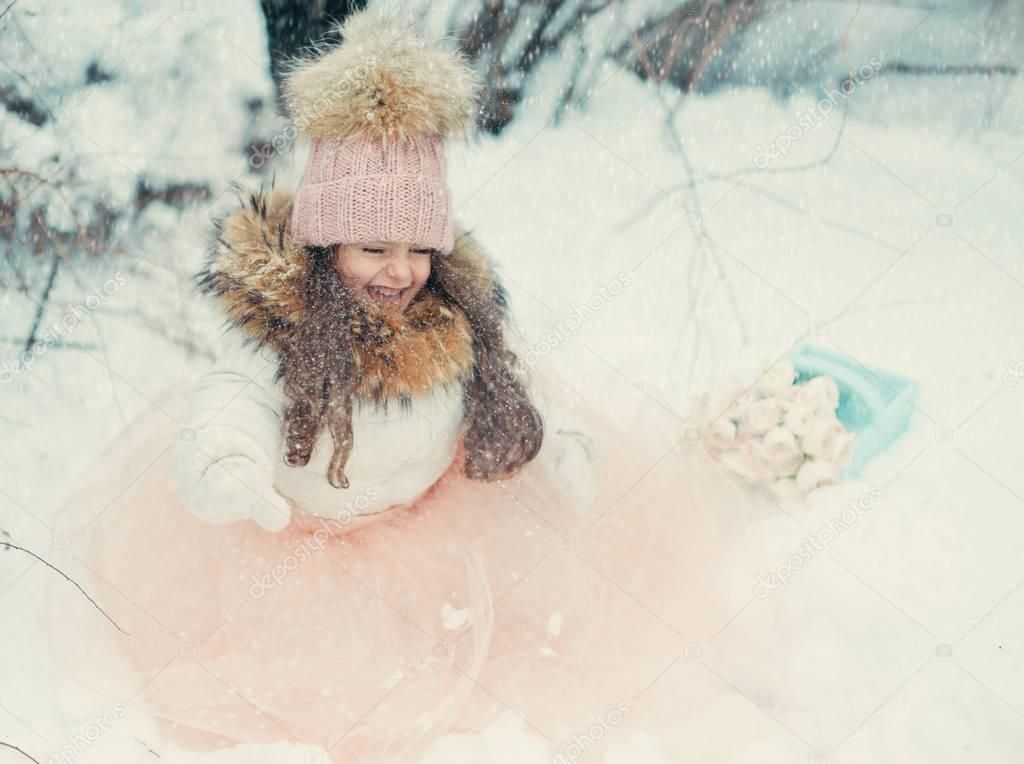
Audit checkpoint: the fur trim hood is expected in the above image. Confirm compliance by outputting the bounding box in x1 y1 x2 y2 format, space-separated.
197 186 543 484
198 185 487 403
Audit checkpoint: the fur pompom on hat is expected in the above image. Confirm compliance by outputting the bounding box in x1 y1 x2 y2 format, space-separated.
281 9 480 146
281 9 481 252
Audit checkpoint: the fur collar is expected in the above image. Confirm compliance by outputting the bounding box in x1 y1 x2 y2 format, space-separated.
347 287 474 403
197 184 543 485
198 185 498 405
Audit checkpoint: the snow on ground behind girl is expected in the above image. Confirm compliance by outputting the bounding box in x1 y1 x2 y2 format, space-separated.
2 1 1024 761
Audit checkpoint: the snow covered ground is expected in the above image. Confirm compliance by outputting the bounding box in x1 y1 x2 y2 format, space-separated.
2 1 1024 761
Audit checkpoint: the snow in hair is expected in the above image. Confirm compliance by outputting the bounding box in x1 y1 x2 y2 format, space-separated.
280 8 481 146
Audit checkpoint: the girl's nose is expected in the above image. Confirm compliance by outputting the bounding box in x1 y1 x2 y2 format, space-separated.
385 253 413 284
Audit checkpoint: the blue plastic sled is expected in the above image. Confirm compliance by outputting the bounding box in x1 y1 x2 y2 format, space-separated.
787 344 919 478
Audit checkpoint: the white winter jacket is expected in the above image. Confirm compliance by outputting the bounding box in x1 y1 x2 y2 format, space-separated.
172 327 467 531
172 186 593 532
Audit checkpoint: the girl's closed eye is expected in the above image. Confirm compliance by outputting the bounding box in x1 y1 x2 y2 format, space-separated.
362 247 386 254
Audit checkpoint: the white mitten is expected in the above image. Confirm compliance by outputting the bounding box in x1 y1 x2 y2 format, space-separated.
172 327 292 532
189 454 292 532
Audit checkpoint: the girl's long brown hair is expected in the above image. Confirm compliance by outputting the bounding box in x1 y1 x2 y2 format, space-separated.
280 245 356 488
281 244 544 489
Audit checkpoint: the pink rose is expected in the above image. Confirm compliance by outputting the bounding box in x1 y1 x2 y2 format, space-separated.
796 459 839 495
804 375 840 413
720 440 774 483
702 417 737 453
775 385 804 412
800 415 843 458
822 430 855 469
724 386 756 422
783 403 816 437
740 440 777 482
742 398 782 435
757 359 796 397
720 450 758 482
762 426 803 476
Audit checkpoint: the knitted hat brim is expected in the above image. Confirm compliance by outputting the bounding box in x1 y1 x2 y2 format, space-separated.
291 175 454 254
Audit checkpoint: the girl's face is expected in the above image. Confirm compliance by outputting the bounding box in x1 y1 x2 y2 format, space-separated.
334 242 433 312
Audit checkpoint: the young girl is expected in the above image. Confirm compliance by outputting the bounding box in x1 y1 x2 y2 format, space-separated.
48 10 775 763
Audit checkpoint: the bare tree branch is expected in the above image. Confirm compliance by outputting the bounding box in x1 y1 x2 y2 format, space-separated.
878 61 1018 77
2 542 130 635
0 0 20 25
0 740 41 764
23 253 58 353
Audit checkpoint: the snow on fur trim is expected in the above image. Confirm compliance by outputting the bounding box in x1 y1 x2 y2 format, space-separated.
280 8 480 145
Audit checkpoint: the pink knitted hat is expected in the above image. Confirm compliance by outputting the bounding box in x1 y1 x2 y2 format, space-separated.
291 134 453 253
281 10 480 255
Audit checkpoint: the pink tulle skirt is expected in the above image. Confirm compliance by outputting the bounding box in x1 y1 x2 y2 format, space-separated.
47 368 773 762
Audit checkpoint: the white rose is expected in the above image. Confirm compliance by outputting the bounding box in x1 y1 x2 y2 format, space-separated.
779 450 805 477
723 386 756 422
740 440 777 482
822 429 855 469
763 425 796 453
702 417 737 453
742 398 782 435
796 459 839 495
775 385 804 412
800 415 842 458
757 359 796 397
718 439 773 483
783 403 816 436
720 450 759 482
803 375 840 413
761 427 802 475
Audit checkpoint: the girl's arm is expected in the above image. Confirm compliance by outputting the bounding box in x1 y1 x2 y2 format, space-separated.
171 329 291 531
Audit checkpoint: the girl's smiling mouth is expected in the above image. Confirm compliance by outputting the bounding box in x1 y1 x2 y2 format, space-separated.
365 285 407 307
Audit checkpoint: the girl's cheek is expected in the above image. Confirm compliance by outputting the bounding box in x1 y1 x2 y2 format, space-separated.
339 255 375 287
416 261 432 286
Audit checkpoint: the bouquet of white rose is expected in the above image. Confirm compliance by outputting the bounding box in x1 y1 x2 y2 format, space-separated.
688 360 855 500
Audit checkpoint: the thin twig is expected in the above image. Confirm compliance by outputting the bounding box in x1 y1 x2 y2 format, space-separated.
878 61 1018 77
0 336 100 350
0 0 19 25
612 0 863 234
740 180 903 252
1 542 130 635
23 255 58 353
0 740 41 764
657 88 749 384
